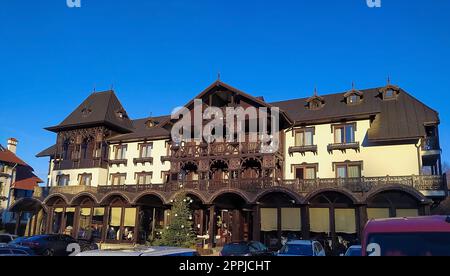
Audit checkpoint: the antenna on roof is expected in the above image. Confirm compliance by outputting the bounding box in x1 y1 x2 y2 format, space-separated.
217 71 221 82
93 85 96 93
313 87 318 97
110 84 114 91
387 75 391 85
352 81 355 90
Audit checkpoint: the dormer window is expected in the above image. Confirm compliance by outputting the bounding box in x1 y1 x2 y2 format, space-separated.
116 109 129 120
344 84 363 105
385 89 395 99
348 95 360 104
306 90 325 110
309 99 323 110
379 79 400 101
145 119 158 128
81 107 92 117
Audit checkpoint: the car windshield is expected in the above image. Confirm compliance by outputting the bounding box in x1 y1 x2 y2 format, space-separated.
366 232 450 256
222 244 250 254
280 244 313 256
345 247 361 256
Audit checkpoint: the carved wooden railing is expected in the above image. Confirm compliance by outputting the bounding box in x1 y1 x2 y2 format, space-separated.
327 142 360 153
48 185 98 195
54 158 108 170
288 145 318 155
165 141 274 160
92 175 446 196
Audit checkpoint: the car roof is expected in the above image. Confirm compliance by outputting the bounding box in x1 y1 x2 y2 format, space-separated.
76 246 196 256
365 216 450 234
285 240 314 245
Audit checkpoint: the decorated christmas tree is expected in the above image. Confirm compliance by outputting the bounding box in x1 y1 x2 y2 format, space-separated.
154 193 197 248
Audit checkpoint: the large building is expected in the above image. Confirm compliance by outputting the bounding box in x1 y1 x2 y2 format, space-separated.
14 80 446 248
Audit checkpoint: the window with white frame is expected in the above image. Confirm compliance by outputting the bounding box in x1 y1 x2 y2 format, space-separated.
136 172 152 185
139 143 153 158
333 124 356 144
111 174 126 185
57 175 70 186
114 145 127 160
78 173 92 186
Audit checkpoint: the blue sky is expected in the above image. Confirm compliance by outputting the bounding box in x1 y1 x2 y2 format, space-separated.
0 0 449 180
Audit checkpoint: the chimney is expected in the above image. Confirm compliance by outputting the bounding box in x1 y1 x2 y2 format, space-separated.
7 138 18 154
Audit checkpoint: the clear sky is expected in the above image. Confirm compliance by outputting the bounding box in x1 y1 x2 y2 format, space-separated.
0 0 449 180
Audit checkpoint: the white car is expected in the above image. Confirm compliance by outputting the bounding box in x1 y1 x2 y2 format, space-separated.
76 246 199 256
277 240 326 256
344 245 362 256
0 234 18 246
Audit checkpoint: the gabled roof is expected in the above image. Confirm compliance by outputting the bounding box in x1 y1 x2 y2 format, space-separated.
0 145 43 191
46 90 134 133
0 145 29 166
160 81 293 128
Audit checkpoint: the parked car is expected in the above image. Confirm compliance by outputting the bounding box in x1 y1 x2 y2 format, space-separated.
220 241 273 256
17 234 98 256
362 216 450 256
0 245 36 256
8 236 27 246
344 245 362 256
277 240 326 256
0 234 18 245
76 246 199 256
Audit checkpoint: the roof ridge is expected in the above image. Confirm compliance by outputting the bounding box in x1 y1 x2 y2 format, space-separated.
270 87 385 104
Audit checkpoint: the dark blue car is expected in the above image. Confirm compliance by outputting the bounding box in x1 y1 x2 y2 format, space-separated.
0 245 36 256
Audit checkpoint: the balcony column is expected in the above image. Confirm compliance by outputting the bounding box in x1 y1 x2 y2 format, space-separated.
357 205 367 240
208 205 216 247
301 205 310 240
14 211 22 235
252 204 261 242
277 207 282 247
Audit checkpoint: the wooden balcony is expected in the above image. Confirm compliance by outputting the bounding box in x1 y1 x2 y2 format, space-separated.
133 157 154 165
94 174 446 197
54 158 108 170
327 142 360 153
288 145 318 155
109 159 128 166
48 185 98 195
421 137 441 157
164 141 276 160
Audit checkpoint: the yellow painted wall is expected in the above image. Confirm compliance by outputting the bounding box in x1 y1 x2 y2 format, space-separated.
51 168 108 187
284 120 420 179
108 139 170 185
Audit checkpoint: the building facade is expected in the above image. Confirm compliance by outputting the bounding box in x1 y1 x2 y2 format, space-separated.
16 80 446 248
0 138 43 234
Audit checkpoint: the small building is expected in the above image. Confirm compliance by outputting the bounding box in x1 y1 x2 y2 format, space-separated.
0 138 43 235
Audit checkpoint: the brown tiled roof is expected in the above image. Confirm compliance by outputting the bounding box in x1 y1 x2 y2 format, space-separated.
270 87 439 142
46 90 134 133
12 177 43 191
0 145 42 191
36 144 57 158
108 115 171 142
0 145 29 166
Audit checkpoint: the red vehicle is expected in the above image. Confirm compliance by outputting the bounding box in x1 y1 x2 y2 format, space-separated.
362 216 450 256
